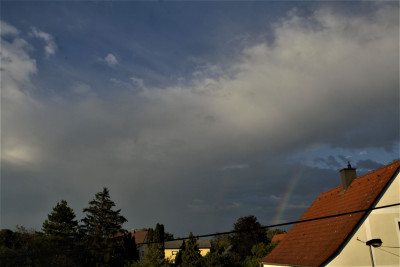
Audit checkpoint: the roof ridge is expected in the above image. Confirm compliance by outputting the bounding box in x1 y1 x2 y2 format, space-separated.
317 159 400 196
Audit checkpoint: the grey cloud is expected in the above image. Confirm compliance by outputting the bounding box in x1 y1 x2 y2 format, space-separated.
1 5 399 236
30 27 57 58
356 159 384 172
313 156 341 169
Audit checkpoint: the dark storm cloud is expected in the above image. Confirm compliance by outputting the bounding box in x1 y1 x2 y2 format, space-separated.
356 159 384 172
313 156 341 169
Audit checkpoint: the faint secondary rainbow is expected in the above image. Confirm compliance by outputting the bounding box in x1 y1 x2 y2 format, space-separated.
271 165 305 225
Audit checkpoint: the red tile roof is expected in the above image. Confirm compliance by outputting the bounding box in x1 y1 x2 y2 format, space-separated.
271 233 287 243
261 160 400 267
133 231 148 247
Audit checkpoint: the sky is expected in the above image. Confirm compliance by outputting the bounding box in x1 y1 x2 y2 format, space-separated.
1 1 399 237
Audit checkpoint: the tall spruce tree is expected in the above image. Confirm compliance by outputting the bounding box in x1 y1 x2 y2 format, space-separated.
82 187 127 239
81 188 127 266
42 200 78 238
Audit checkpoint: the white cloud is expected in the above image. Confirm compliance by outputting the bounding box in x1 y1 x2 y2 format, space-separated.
99 5 398 169
1 23 42 167
130 76 145 89
71 82 92 95
1 21 19 36
2 144 39 166
104 53 118 66
30 27 56 58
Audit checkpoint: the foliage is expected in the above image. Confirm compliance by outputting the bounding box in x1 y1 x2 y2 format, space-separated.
211 234 231 254
164 231 174 241
176 233 203 267
81 187 128 266
1 201 287 267
144 223 168 266
230 215 266 264
242 242 269 267
0 226 80 266
42 200 78 239
82 187 127 239
266 228 286 242
202 246 232 267
145 227 166 266
124 231 139 263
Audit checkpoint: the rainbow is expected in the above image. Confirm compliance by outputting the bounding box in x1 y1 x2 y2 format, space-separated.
271 165 305 225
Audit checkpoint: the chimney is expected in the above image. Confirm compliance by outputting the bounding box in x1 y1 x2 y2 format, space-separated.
340 162 357 191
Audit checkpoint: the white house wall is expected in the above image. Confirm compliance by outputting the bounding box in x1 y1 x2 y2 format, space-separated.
326 171 400 267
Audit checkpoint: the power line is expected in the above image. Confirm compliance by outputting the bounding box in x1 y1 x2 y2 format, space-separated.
1 203 399 259
138 202 400 245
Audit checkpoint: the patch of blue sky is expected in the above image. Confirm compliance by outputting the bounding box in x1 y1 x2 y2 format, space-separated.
2 2 290 87
287 143 399 172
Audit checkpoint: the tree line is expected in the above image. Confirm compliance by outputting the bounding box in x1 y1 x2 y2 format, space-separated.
0 187 284 266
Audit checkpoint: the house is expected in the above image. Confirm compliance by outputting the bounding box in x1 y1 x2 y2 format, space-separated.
261 160 400 267
112 229 148 260
164 239 211 262
131 230 148 260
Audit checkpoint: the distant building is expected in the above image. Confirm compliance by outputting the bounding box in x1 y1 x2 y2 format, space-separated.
131 230 148 260
261 160 400 267
112 229 148 260
164 239 211 263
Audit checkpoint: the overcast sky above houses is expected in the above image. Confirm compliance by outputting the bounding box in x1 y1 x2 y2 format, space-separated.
1 1 399 237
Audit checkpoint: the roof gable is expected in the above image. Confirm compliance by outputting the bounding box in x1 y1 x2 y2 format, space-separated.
133 231 148 245
261 160 400 267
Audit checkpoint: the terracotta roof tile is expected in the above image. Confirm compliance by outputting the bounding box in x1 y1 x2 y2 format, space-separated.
133 231 148 247
271 233 287 242
261 160 400 267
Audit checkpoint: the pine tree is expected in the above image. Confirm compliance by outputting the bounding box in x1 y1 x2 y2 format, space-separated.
42 200 78 238
180 233 202 267
81 188 127 266
82 187 127 239
42 200 81 264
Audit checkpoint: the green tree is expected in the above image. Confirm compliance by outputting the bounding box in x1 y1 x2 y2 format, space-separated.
42 200 78 238
145 223 167 266
230 215 266 265
202 234 232 267
81 187 127 266
41 200 84 265
241 228 286 267
164 231 174 241
242 243 269 267
0 226 56 266
124 231 139 263
174 240 185 266
82 187 127 238
177 233 202 267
